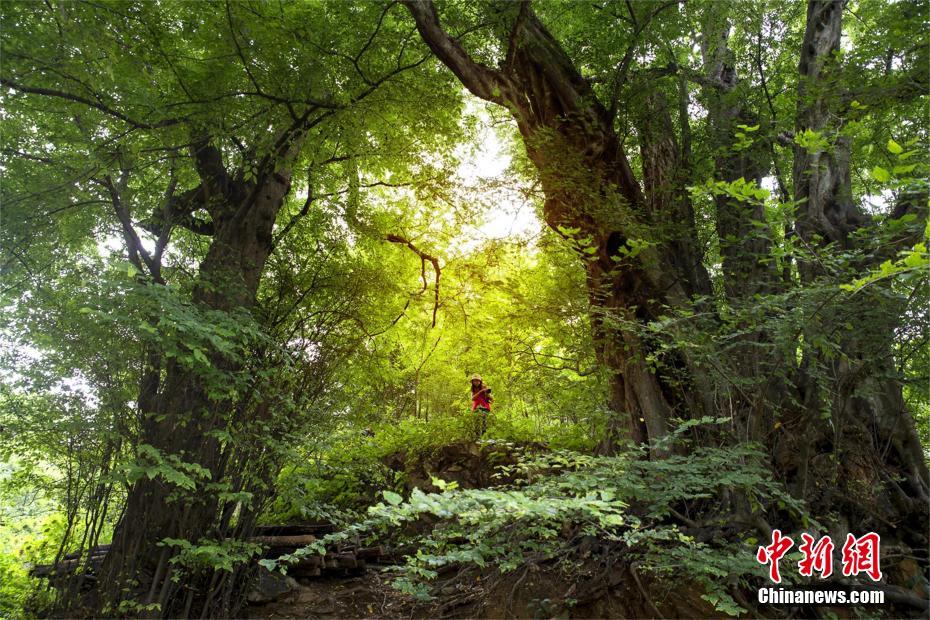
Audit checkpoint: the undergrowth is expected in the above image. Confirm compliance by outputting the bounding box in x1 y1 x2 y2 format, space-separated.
263 408 597 523
270 419 807 617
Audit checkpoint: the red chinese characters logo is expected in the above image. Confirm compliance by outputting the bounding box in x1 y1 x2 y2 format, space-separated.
756 531 881 583
841 532 882 581
756 529 794 583
798 533 834 578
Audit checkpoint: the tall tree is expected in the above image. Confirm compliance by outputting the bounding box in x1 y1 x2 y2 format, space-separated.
402 0 928 567
405 0 713 449
787 0 928 543
1 1 457 615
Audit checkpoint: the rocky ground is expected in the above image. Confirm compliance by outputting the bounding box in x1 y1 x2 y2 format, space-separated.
243 570 412 619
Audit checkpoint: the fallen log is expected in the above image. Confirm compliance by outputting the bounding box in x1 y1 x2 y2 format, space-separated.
253 523 335 537
356 545 385 560
249 534 316 547
31 523 387 583
62 545 109 561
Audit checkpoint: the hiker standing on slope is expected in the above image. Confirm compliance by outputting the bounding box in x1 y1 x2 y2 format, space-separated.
470 373 492 438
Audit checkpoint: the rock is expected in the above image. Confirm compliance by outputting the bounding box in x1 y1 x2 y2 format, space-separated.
295 586 322 604
247 566 297 604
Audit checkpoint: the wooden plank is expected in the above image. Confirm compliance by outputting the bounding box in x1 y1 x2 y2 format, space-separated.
356 545 385 559
249 534 316 547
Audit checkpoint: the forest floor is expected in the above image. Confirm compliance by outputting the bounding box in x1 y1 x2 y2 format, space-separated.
243 440 543 619
243 570 413 619
240 556 696 620
241 440 674 620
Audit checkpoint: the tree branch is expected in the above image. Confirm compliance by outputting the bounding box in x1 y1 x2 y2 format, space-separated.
502 1 530 74
386 233 441 327
101 174 162 282
606 0 677 121
402 0 510 105
0 77 183 130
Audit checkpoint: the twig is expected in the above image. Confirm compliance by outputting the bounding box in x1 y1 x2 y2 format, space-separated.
630 561 665 619
386 234 442 327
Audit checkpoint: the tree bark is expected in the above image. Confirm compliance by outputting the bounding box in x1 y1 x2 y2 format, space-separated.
696 5 786 445
95 139 295 617
699 9 779 300
789 0 928 548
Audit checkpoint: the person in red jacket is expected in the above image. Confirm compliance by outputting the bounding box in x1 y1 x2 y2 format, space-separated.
470 373 492 438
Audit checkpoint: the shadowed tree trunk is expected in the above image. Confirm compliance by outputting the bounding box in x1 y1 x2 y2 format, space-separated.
96 135 301 617
697 5 785 444
789 0 928 546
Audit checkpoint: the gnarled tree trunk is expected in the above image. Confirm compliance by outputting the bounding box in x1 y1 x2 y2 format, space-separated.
95 140 296 618
789 0 928 547
405 0 929 580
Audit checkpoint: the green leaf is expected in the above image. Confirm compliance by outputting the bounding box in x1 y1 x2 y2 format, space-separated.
192 348 209 365
871 166 890 182
886 139 903 154
383 490 403 506
903 248 926 268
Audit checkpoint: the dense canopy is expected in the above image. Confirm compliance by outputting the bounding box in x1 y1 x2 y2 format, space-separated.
1 1 927 618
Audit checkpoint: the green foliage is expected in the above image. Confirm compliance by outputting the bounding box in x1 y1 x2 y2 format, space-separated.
732 124 761 152
793 128 832 154
158 538 262 574
690 178 770 206
265 408 598 525
0 473 62 618
272 423 797 613
0 0 927 615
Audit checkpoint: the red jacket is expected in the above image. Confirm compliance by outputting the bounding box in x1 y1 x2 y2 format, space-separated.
472 387 492 411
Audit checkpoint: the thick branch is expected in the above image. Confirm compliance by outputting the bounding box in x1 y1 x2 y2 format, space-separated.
502 1 530 74
190 138 230 202
402 0 509 105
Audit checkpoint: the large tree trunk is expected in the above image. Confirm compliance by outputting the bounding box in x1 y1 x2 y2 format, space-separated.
696 6 786 446
95 142 294 618
405 0 929 578
789 0 928 547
